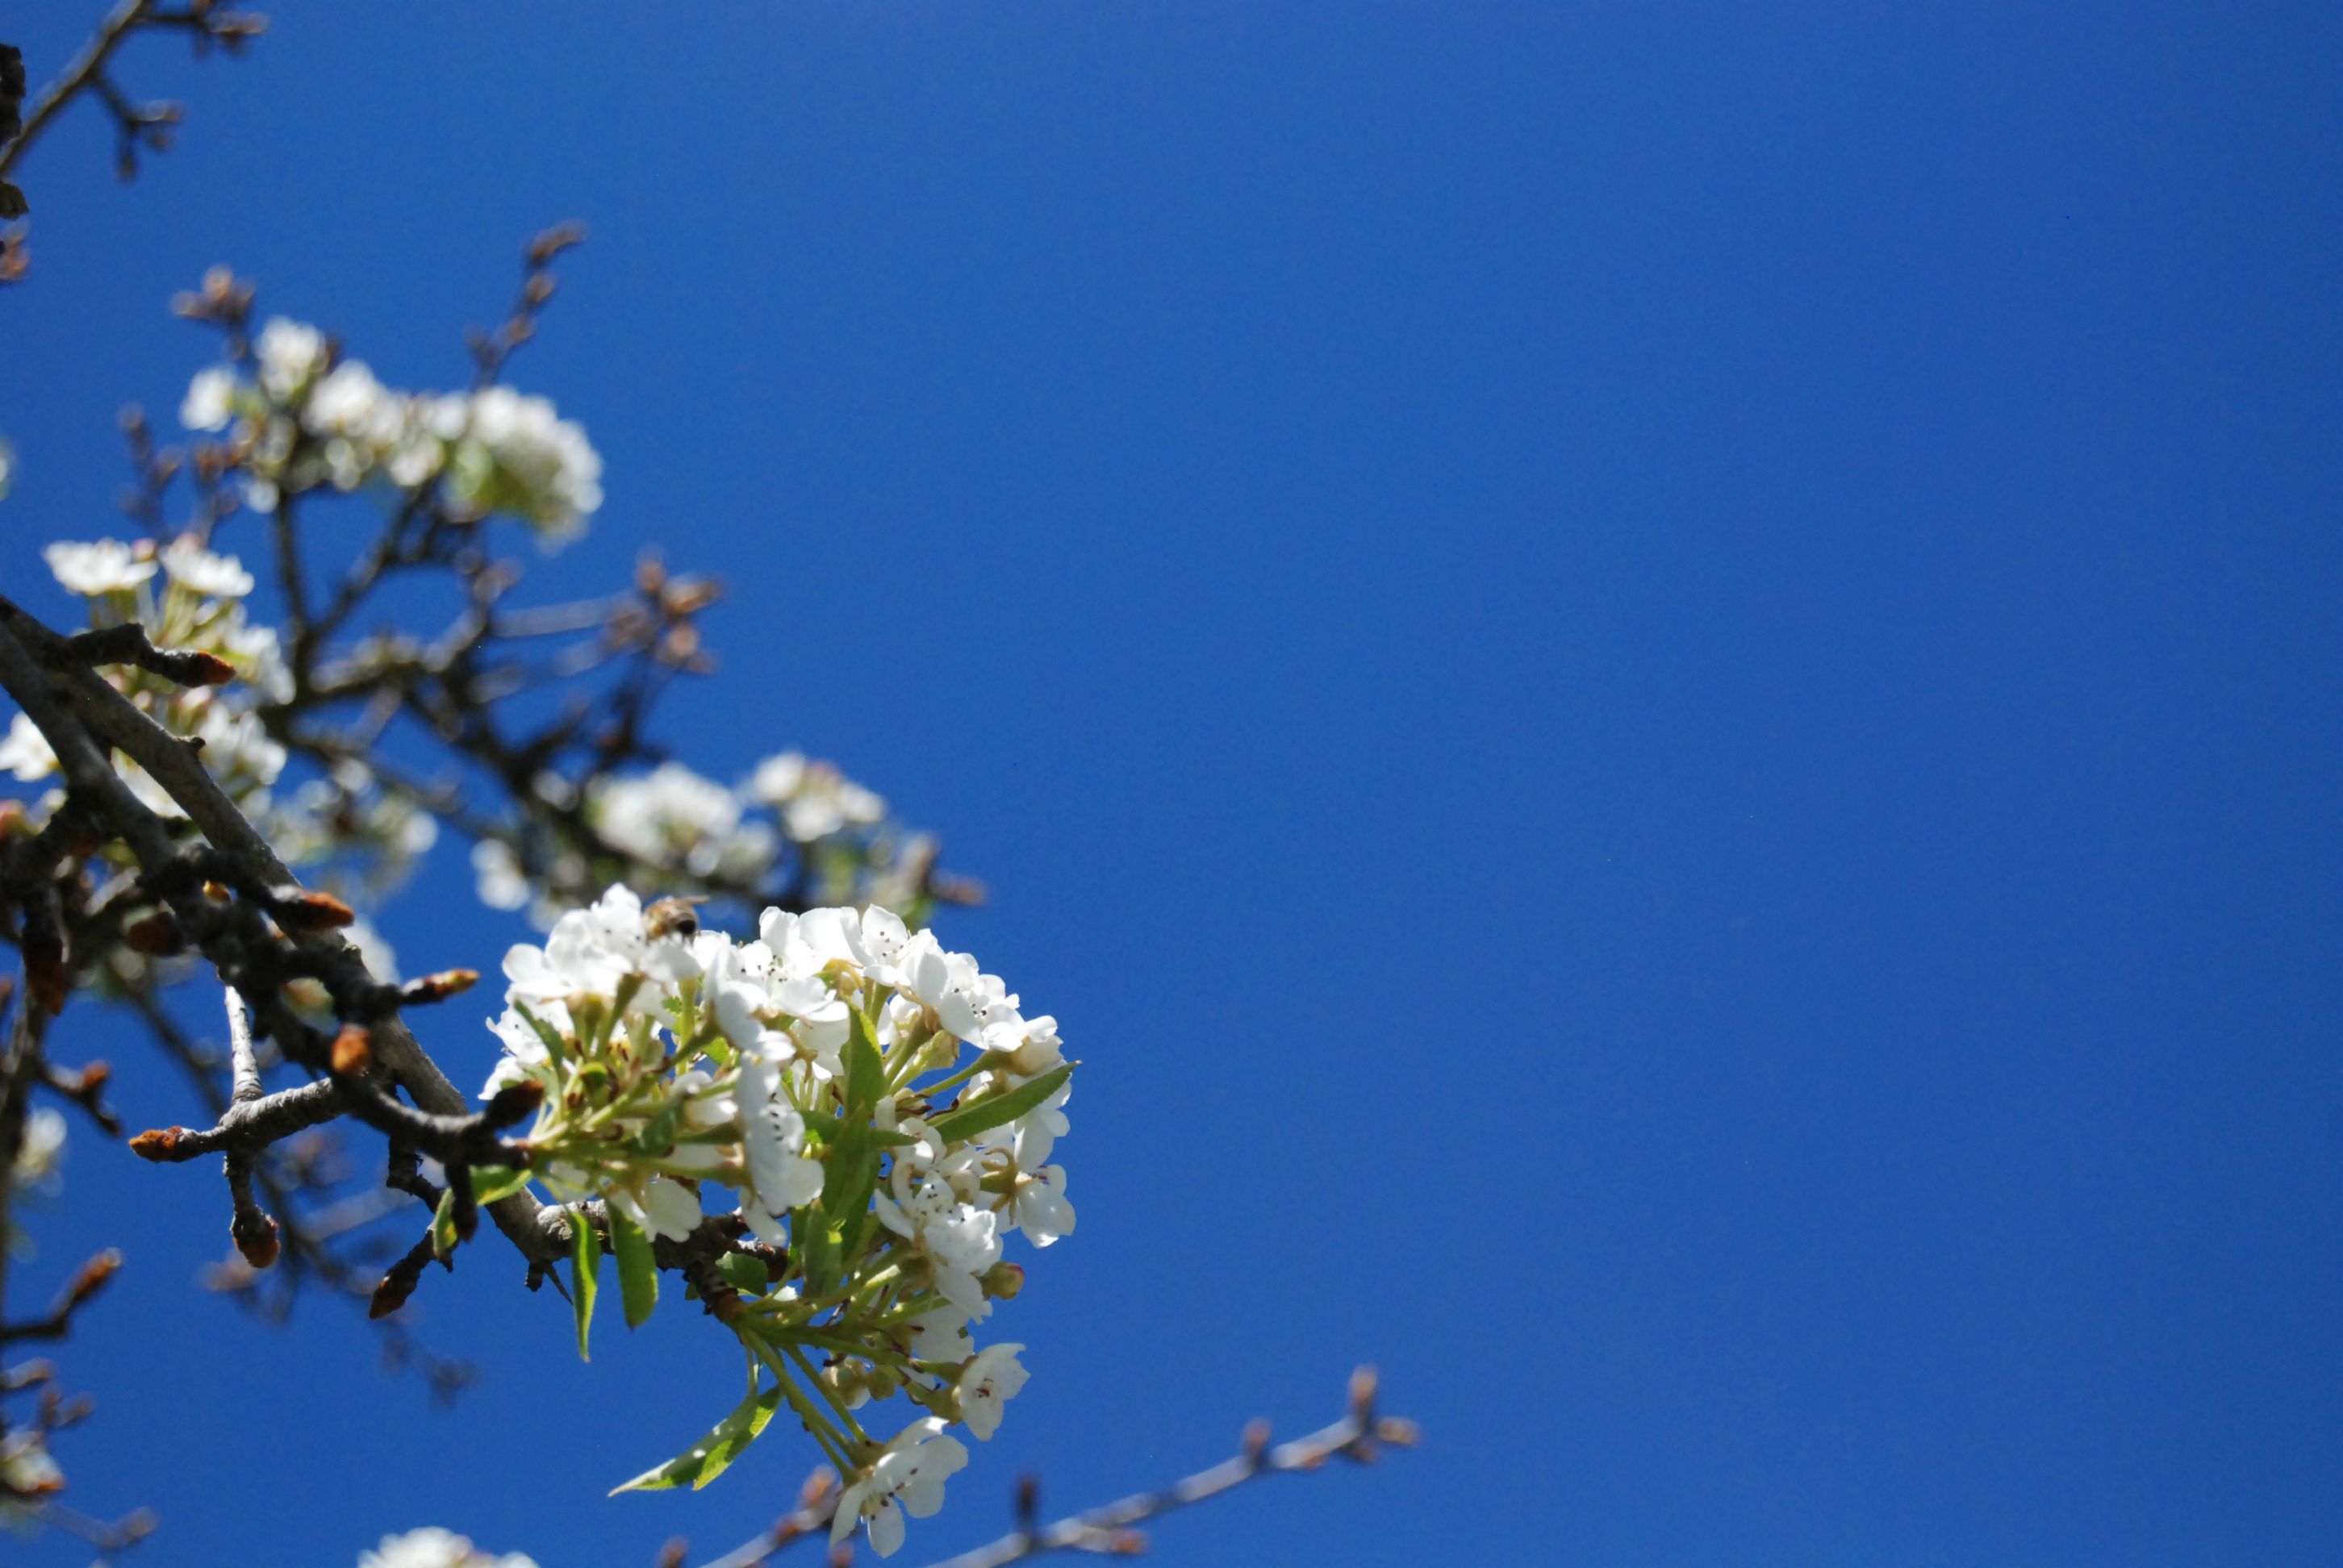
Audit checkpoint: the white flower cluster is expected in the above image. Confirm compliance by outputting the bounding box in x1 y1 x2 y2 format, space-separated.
472 753 923 924
482 885 1073 1557
748 751 888 844
3 540 290 826
182 318 602 542
357 1528 537 1568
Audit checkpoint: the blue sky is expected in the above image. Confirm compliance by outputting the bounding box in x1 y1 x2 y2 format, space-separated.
6 3 2342 1563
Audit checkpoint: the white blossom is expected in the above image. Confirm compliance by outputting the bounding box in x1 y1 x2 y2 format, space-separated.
255 317 328 401
10 1107 65 1190
831 1418 969 1558
953 1343 1029 1441
591 762 775 882
44 538 155 594
180 365 236 431
737 1053 824 1241
0 714 56 782
749 750 888 842
471 840 532 911
161 537 255 598
357 1528 539 1568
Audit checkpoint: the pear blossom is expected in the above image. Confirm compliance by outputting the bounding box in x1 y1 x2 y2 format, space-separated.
1002 1163 1075 1248
874 1159 1001 1316
161 537 255 598
954 1343 1030 1440
10 1107 65 1190
736 1053 823 1242
747 749 888 841
255 317 328 400
44 538 155 594
831 1418 970 1558
181 365 236 430
358 1528 539 1568
0 714 55 781
477 893 1073 1514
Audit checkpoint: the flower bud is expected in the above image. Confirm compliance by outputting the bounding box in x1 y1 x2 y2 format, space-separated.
123 909 185 955
981 1261 1025 1301
232 1210 280 1270
330 1023 372 1076
127 1126 191 1161
403 967 480 1003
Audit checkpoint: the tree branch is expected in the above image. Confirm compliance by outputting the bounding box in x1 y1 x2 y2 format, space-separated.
687 1370 1418 1568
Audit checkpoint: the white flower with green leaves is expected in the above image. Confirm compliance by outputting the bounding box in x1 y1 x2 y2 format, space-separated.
475 886 1077 1555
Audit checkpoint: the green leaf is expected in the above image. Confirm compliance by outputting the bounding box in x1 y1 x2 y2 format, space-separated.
800 1109 916 1149
797 1205 839 1295
716 1251 771 1294
469 1164 535 1206
609 1378 784 1494
633 1097 683 1157
571 1211 601 1361
611 1205 659 1329
926 1061 1075 1146
845 1007 886 1117
429 1188 460 1261
511 1000 569 1067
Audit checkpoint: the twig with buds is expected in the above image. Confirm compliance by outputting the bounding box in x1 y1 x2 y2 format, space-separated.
683 1370 1418 1568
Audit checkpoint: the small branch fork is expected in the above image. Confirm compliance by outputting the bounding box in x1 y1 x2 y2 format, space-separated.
0 0 265 205
0 594 562 1266
683 1369 1419 1568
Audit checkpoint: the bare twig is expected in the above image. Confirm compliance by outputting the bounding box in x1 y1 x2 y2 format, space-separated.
0 0 264 192
687 1370 1418 1568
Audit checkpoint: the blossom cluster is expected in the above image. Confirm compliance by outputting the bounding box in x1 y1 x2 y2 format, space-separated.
182 318 602 542
357 1529 537 1568
471 753 928 926
482 885 1075 1557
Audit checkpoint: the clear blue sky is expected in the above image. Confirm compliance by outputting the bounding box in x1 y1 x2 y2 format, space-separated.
6 3 2341 1563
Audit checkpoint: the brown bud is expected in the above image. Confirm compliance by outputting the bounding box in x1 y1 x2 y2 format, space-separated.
274 888 355 929
67 1249 123 1307
405 967 479 1003
526 221 587 265
127 1126 189 1161
188 649 237 686
369 1269 416 1320
484 1078 545 1126
75 1061 111 1095
1375 1416 1422 1447
330 1024 372 1076
655 1543 687 1568
662 576 722 615
123 909 185 955
232 1211 280 1270
1347 1365 1380 1421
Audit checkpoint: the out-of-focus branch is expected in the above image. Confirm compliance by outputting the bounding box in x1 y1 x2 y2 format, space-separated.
0 0 265 199
0 1251 121 1345
687 1370 1418 1568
